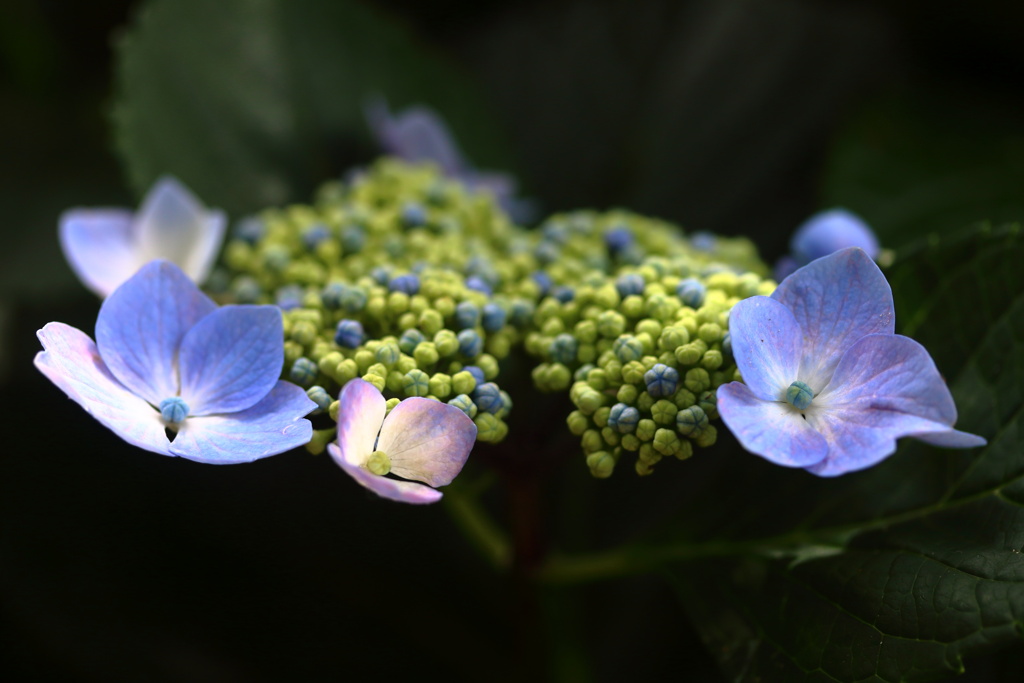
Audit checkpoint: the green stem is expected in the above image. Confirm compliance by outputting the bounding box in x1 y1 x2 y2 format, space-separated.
442 477 511 570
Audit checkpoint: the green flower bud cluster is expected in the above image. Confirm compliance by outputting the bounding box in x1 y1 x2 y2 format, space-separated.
212 158 775 473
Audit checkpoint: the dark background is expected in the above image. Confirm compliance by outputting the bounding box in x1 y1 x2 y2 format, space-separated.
2 1 1023 680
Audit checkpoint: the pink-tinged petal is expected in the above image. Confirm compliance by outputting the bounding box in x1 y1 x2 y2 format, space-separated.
772 248 894 392
168 381 315 464
328 444 443 504
95 260 216 405
806 334 985 476
134 177 221 280
727 296 803 402
336 378 387 466
177 305 284 415
375 398 477 487
34 323 170 455
365 99 466 175
59 208 140 297
718 382 828 468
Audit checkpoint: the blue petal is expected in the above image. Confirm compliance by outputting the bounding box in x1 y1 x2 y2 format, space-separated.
807 334 986 476
177 305 285 415
727 296 803 401
95 260 216 406
328 443 443 504
168 381 315 464
135 177 227 283
717 381 828 468
365 99 466 175
771 247 895 393
59 208 139 297
791 208 879 263
376 397 477 487
34 322 171 454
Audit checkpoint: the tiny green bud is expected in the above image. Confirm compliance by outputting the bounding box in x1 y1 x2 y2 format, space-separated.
581 429 603 454
586 451 617 478
620 294 644 318
475 413 508 443
433 329 459 357
675 439 694 461
672 387 697 409
653 428 680 456
574 320 598 344
698 322 723 344
367 450 391 476
403 368 431 396
361 373 385 392
335 358 359 384
329 399 341 421
477 354 499 380
414 341 439 368
621 360 646 385
385 397 401 413
651 399 678 426
586 368 608 391
546 363 572 391
593 406 612 428
620 434 641 451
616 383 638 405
452 370 477 395
685 367 711 394
597 310 626 338
701 349 723 371
694 424 718 448
418 309 444 335
635 318 662 340
567 411 590 436
601 426 620 447
429 372 453 399
786 381 814 411
290 320 318 347
676 405 709 436
636 391 655 413
576 388 606 414
636 418 656 442
375 341 401 367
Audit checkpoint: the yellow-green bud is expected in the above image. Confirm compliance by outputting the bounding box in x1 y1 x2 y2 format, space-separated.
622 360 646 385
366 450 391 475
414 341 439 367
635 318 662 340
586 451 616 478
546 363 572 391
593 406 611 428
396 355 418 374
698 322 723 344
658 326 690 352
567 411 589 436
576 388 605 414
477 354 499 379
284 340 304 366
636 419 656 442
701 349 723 371
318 351 344 376
651 399 678 425
620 434 641 451
354 349 375 373
329 400 341 421
674 339 708 366
621 295 644 318
388 291 410 315
685 367 711 393
452 370 477 395
586 368 608 391
616 383 638 405
675 439 694 461
434 329 459 357
695 424 718 448
581 429 603 453
475 413 507 443
362 373 385 391
653 428 680 456
429 373 452 398
335 358 359 384
597 310 626 338
636 391 654 413
290 320 318 347
575 320 598 344
419 309 444 335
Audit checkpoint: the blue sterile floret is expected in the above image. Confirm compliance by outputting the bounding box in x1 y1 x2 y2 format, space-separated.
549 333 578 365
389 273 420 295
306 385 333 411
481 303 506 331
473 382 503 414
463 365 486 385
289 357 319 387
676 278 706 308
454 301 480 329
457 329 483 357
608 403 640 434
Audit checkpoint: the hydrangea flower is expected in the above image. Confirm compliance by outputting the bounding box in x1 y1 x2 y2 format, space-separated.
60 176 226 297
328 378 477 504
719 248 985 476
34 260 315 463
364 98 533 222
775 208 880 281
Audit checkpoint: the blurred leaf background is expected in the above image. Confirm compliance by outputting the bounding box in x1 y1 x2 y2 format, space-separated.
2 0 1024 681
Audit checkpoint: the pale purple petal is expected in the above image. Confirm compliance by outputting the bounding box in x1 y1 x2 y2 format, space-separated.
328 444 443 504
727 296 803 401
59 208 141 297
177 305 284 415
335 378 387 467
34 322 170 455
718 382 829 468
168 381 315 464
134 177 223 282
807 334 985 476
365 99 466 175
791 209 880 263
95 260 216 405
772 247 895 392
375 398 477 487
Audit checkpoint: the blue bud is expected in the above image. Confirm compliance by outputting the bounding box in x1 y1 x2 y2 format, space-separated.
159 396 189 424
340 224 366 254
615 273 645 298
454 301 480 329
463 365 486 385
371 266 391 286
721 332 733 360
574 363 596 381
509 300 534 328
690 231 715 252
289 357 319 387
786 381 814 411
531 271 553 296
389 273 420 295
676 278 706 308
399 328 426 355
481 303 506 332
608 403 640 434
613 335 644 363
275 284 304 311
466 276 493 296
473 382 503 414
676 405 709 436
458 329 483 358
334 319 365 348
302 223 331 250
400 202 427 228
306 385 332 412
233 216 265 244
552 286 575 303
604 226 633 253
644 363 679 398
321 282 347 310
549 333 578 365
447 394 478 419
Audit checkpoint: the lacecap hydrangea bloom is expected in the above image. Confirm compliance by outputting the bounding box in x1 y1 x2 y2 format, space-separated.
60 176 226 297
775 208 879 281
35 260 314 463
719 247 985 476
328 378 476 504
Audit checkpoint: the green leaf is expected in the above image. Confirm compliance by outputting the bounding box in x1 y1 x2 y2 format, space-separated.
656 226 1024 681
112 0 510 214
